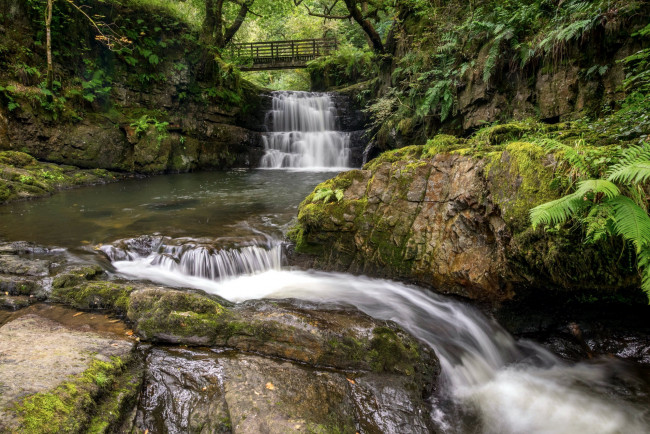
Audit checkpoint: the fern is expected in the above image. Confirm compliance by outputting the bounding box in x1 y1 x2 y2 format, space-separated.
312 188 344 204
607 161 650 185
573 179 620 199
530 194 585 228
606 143 650 183
636 248 650 301
608 196 650 251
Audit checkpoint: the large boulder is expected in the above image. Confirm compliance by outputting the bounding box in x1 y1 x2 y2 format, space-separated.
289 134 637 302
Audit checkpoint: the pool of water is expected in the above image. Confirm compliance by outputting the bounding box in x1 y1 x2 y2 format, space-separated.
0 170 332 247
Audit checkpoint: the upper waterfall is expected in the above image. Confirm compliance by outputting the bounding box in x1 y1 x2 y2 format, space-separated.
259 91 351 170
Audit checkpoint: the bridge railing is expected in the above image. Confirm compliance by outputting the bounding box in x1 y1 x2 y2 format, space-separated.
230 38 338 70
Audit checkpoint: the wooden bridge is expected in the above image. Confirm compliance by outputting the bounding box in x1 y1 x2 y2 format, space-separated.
230 38 337 71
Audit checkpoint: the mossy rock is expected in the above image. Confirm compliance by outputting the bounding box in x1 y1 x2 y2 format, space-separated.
127 288 228 343
14 356 136 434
0 151 37 168
485 141 560 230
52 279 135 314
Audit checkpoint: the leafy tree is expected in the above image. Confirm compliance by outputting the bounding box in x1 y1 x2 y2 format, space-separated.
202 0 259 47
293 0 393 53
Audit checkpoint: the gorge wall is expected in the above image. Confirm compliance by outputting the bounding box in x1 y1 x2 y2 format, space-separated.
0 0 270 174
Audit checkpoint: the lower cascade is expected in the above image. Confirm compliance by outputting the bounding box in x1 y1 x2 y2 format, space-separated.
259 91 351 170
102 235 283 282
107 234 649 434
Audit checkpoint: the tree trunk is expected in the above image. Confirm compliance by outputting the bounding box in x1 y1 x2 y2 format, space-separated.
202 0 216 43
343 0 384 53
223 2 249 46
213 0 225 47
46 0 53 93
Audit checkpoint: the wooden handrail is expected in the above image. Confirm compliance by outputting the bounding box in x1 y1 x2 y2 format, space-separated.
229 38 337 71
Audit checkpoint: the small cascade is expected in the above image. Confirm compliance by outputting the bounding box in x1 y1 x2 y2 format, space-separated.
101 235 282 281
260 91 351 170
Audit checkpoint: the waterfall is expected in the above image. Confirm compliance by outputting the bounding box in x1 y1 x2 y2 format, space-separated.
101 236 282 282
259 91 351 170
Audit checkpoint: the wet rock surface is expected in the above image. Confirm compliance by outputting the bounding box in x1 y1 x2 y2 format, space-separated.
0 309 135 431
135 346 436 434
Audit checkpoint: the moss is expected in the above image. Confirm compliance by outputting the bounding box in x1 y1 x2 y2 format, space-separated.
127 289 227 341
0 151 37 167
14 357 128 434
423 134 467 157
52 280 135 314
366 327 421 375
0 151 121 204
52 265 105 289
363 145 424 172
86 359 143 434
485 141 560 230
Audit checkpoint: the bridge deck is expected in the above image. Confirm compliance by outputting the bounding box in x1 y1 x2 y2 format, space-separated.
231 38 337 71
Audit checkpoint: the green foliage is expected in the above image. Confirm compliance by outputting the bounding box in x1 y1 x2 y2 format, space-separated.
312 188 344 203
307 44 376 88
531 143 650 302
130 115 169 145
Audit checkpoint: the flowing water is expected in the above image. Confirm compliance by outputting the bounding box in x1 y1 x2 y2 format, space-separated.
259 91 351 170
1 168 648 433
1 92 648 432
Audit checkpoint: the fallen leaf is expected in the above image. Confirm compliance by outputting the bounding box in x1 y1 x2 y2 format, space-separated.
109 319 120 323
254 391 260 395
125 330 134 336
346 378 355 385
73 312 84 317
265 382 275 390
144 430 149 434
4 292 8 296
202 387 207 391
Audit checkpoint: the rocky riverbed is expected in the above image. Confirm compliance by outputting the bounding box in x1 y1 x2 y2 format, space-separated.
0 241 439 433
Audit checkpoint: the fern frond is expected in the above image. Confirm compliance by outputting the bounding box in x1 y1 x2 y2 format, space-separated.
334 189 344 201
636 247 650 304
607 161 650 185
312 188 333 203
608 196 650 250
605 143 650 178
530 193 585 228
574 179 620 199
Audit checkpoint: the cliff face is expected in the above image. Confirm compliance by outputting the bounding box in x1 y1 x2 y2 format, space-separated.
0 0 270 173
289 125 638 302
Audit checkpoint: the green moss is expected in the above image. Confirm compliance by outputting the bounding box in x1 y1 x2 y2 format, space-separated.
423 134 467 157
0 151 121 204
52 280 135 313
14 357 127 434
363 145 424 172
485 141 560 230
128 290 227 341
52 265 104 289
366 327 420 375
0 151 38 167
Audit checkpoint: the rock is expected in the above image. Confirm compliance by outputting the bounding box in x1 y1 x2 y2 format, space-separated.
0 312 136 432
124 287 438 381
289 137 638 302
135 346 437 433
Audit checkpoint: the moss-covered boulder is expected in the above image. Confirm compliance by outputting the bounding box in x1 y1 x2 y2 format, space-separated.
290 127 638 302
0 151 122 204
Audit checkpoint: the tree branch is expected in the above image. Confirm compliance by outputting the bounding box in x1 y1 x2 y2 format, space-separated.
224 1 250 45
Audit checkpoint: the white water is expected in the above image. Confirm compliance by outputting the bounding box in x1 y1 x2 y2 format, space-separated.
259 91 351 170
109 240 649 433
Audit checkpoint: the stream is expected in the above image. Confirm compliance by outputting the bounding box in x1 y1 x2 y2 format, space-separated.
1 92 648 433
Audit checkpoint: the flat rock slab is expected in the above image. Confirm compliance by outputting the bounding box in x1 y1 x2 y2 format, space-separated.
135 347 434 434
0 312 133 429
